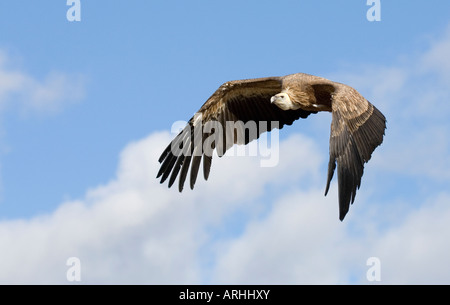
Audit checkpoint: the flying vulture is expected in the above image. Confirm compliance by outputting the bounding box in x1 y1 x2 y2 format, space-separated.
157 73 386 221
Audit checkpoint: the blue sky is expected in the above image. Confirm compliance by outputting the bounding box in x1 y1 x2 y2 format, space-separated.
0 1 450 284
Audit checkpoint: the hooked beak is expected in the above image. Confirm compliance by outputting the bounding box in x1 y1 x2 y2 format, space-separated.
270 96 278 103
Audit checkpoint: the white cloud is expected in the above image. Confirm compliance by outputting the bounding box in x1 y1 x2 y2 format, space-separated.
212 189 347 284
0 131 327 284
212 187 450 285
0 132 198 284
0 50 85 115
368 192 450 284
1 128 449 284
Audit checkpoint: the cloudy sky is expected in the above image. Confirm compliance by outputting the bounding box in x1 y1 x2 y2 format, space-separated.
0 1 449 284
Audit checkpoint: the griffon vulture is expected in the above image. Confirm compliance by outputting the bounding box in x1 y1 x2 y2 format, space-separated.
157 73 386 221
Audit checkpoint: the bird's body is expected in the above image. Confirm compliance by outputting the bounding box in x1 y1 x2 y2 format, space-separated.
157 73 386 221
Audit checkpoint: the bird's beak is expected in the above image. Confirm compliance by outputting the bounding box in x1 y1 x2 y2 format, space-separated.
270 96 277 103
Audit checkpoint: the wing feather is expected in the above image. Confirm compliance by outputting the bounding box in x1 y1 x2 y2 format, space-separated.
157 76 315 191
178 153 192 192
325 84 386 220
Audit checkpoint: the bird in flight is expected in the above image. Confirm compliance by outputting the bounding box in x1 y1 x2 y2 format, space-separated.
157 73 386 221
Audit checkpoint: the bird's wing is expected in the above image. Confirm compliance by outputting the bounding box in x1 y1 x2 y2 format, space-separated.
324 83 386 220
157 76 315 192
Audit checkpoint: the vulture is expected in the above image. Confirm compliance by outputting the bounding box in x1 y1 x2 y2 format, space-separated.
157 73 386 221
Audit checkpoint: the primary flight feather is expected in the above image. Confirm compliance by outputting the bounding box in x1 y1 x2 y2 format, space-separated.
157 73 386 221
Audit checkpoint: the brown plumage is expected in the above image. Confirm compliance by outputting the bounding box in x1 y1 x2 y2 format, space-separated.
157 73 386 221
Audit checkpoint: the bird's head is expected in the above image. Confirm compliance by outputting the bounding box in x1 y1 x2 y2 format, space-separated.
270 92 299 110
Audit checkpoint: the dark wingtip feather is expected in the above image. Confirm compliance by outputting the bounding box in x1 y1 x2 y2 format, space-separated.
159 154 177 184
168 155 184 188
337 166 352 222
178 155 192 192
324 157 336 196
157 151 175 180
203 155 212 181
190 155 202 190
158 143 172 163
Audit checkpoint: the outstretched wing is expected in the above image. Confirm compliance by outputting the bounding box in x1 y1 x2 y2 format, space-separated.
157 77 315 192
324 84 386 221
